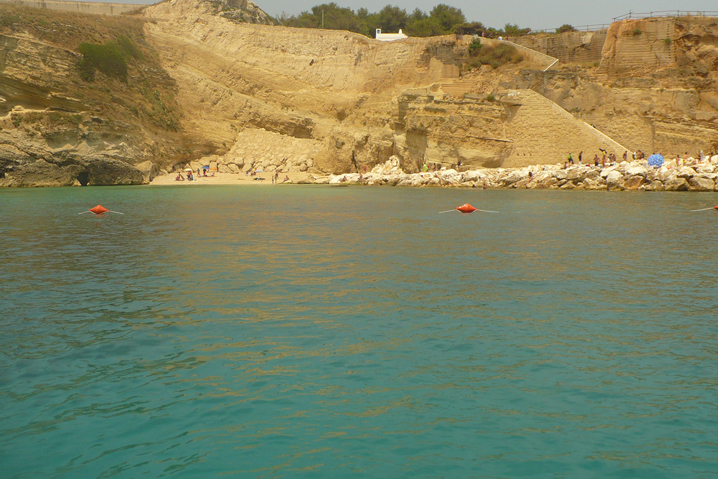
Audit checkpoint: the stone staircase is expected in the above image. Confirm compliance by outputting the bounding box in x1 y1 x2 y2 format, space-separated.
502 89 628 167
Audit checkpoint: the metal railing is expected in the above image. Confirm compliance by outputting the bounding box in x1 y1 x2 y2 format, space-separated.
613 10 718 21
528 24 611 34
511 10 718 37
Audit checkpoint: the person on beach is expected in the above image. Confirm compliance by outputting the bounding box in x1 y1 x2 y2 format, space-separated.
578 151 583 163
175 172 184 181
567 153 574 165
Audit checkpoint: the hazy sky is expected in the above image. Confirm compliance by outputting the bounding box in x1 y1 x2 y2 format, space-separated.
93 0 718 31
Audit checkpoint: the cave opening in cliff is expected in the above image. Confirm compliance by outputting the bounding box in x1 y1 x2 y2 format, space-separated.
77 172 90 186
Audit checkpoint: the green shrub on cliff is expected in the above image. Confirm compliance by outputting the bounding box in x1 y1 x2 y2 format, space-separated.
468 38 483 56
77 36 145 82
118 35 143 60
466 43 523 69
0 13 20 26
78 41 128 82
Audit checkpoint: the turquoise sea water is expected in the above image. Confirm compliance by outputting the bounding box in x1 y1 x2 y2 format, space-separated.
1 185 717 478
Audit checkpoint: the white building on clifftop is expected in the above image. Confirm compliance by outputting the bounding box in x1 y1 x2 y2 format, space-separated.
375 29 408 41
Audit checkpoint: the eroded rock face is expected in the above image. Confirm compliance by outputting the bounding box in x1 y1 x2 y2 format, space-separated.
141 0 475 175
0 8 186 187
215 0 273 24
395 91 511 171
0 112 151 186
1 156 144 187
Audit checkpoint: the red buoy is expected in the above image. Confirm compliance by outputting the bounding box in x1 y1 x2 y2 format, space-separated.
714 205 718 210
456 203 478 214
89 205 109 215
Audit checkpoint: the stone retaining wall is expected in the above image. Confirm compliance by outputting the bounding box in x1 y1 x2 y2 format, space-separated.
0 0 143 16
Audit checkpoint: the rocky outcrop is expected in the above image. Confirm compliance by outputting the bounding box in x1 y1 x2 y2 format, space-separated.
324 155 718 191
507 68 718 157
211 0 273 25
599 18 676 78
395 89 512 171
141 0 473 176
509 30 607 65
0 7 187 186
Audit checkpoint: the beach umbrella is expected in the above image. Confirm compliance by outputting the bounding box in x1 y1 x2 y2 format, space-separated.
647 154 664 167
202 165 210 170
185 167 193 171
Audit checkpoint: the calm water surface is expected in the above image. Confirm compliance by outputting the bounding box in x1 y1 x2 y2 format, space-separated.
1 186 717 478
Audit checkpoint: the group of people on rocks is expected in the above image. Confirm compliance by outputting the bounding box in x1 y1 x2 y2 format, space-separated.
563 149 716 170
565 150 625 169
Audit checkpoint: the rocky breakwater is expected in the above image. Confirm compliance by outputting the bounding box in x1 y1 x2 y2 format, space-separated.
327 156 718 191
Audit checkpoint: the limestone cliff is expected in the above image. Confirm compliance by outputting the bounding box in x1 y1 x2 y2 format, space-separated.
140 0 467 174
509 30 607 65
1 1 717 186
526 17 718 155
0 6 186 186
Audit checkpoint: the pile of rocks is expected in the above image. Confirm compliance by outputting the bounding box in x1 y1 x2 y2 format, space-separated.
184 154 314 175
327 156 718 191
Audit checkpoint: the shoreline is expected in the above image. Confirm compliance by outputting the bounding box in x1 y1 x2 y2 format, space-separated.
150 155 718 192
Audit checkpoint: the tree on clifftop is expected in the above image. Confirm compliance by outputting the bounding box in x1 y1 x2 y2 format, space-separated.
375 5 408 33
502 23 531 36
429 4 465 32
556 24 576 33
281 2 486 38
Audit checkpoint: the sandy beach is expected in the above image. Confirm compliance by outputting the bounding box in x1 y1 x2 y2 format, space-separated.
150 155 718 192
149 170 321 186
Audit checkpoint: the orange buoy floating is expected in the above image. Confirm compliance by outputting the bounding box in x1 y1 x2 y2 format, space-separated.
439 203 498 214
79 204 124 215
89 205 109 215
456 203 477 214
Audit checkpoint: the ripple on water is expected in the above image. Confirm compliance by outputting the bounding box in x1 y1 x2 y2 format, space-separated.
1 186 717 478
